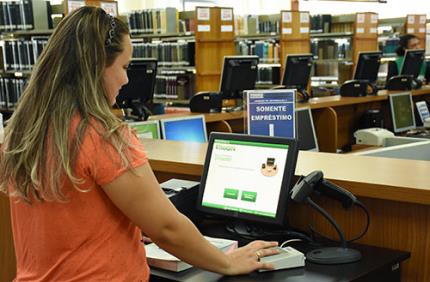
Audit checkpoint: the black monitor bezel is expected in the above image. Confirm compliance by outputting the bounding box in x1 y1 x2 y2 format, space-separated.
282 53 313 90
353 51 383 83
400 49 425 78
196 132 299 226
116 58 158 104
219 55 259 99
388 92 416 133
295 107 319 152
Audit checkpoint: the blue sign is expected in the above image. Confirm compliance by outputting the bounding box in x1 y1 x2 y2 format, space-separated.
246 90 295 138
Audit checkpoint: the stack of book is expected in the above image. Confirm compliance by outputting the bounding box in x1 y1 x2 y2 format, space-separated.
146 236 238 272
0 0 34 32
127 8 178 35
0 36 48 71
257 65 281 85
0 77 27 109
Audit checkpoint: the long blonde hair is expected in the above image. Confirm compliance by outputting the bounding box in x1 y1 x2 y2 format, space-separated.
0 7 132 202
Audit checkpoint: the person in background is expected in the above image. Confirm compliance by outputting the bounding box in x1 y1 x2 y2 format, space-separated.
395 33 426 76
0 7 278 281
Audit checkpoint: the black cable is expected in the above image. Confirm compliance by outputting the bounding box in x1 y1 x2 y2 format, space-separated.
309 199 370 244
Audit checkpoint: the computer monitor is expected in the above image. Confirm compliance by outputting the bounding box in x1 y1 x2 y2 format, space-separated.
295 107 319 151
353 51 382 84
197 132 299 226
389 92 416 133
160 115 208 143
116 58 157 120
400 49 425 79
219 56 259 99
128 120 161 139
282 54 313 90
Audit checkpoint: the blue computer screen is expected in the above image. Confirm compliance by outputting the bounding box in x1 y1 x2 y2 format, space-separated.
161 115 208 143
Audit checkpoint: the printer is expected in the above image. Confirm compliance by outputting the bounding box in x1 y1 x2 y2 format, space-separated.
354 128 395 146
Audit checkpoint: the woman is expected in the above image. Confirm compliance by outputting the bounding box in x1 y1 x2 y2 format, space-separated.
394 33 425 75
0 7 278 281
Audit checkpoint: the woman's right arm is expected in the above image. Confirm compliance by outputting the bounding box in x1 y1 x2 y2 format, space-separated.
102 162 279 275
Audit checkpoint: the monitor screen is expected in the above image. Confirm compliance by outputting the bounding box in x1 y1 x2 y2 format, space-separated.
295 107 319 151
128 120 160 139
197 132 299 226
353 51 382 83
282 54 313 90
389 92 416 133
400 49 425 78
116 58 157 104
160 115 208 143
219 56 259 99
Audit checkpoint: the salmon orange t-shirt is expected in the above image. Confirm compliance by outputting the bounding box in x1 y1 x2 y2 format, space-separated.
9 116 150 281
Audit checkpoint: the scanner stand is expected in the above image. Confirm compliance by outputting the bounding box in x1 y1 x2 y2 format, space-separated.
386 75 422 91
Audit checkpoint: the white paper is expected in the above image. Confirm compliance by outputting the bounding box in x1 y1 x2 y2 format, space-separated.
282 27 292 34
300 12 309 24
221 8 233 21
221 25 233 32
197 7 210 21
370 27 377 33
357 14 365 24
300 27 309 33
282 12 292 23
408 15 415 24
100 2 117 16
420 16 426 24
356 27 364 34
407 28 414 34
197 25 210 32
371 14 378 24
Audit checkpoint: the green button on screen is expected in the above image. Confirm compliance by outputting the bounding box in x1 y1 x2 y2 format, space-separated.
223 188 239 200
241 191 257 202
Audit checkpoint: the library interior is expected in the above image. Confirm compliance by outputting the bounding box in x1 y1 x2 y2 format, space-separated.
1 0 430 281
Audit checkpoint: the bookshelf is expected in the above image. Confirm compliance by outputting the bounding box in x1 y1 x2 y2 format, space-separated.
405 14 427 50
194 6 235 93
64 0 118 16
352 12 379 66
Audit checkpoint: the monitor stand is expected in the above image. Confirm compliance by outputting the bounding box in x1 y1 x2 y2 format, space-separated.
122 101 152 121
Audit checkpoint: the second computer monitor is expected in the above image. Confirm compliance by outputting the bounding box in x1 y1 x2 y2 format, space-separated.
219 56 259 99
389 92 416 133
128 120 161 140
282 54 313 90
353 51 382 83
160 115 208 143
295 107 319 151
401 49 425 79
116 58 157 105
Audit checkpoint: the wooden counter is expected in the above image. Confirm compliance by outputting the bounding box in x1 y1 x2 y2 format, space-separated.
151 86 430 153
142 139 430 282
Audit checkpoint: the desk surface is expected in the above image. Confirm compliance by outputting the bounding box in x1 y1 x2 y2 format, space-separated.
151 243 410 282
142 139 430 205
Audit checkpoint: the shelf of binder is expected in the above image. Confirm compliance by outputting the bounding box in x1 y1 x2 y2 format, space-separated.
131 40 195 68
352 12 379 66
195 6 235 93
0 76 28 110
154 69 195 101
127 8 179 36
237 40 281 64
235 14 280 36
404 14 427 49
279 10 311 74
0 36 48 72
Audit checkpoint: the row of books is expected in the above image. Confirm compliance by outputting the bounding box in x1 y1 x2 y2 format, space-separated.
0 37 48 71
311 39 352 60
310 15 332 33
127 8 178 35
237 40 280 64
132 41 194 66
235 14 279 35
0 77 27 109
154 71 195 100
0 0 33 31
257 66 281 85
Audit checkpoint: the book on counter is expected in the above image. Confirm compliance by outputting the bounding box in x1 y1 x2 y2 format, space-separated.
146 236 238 272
